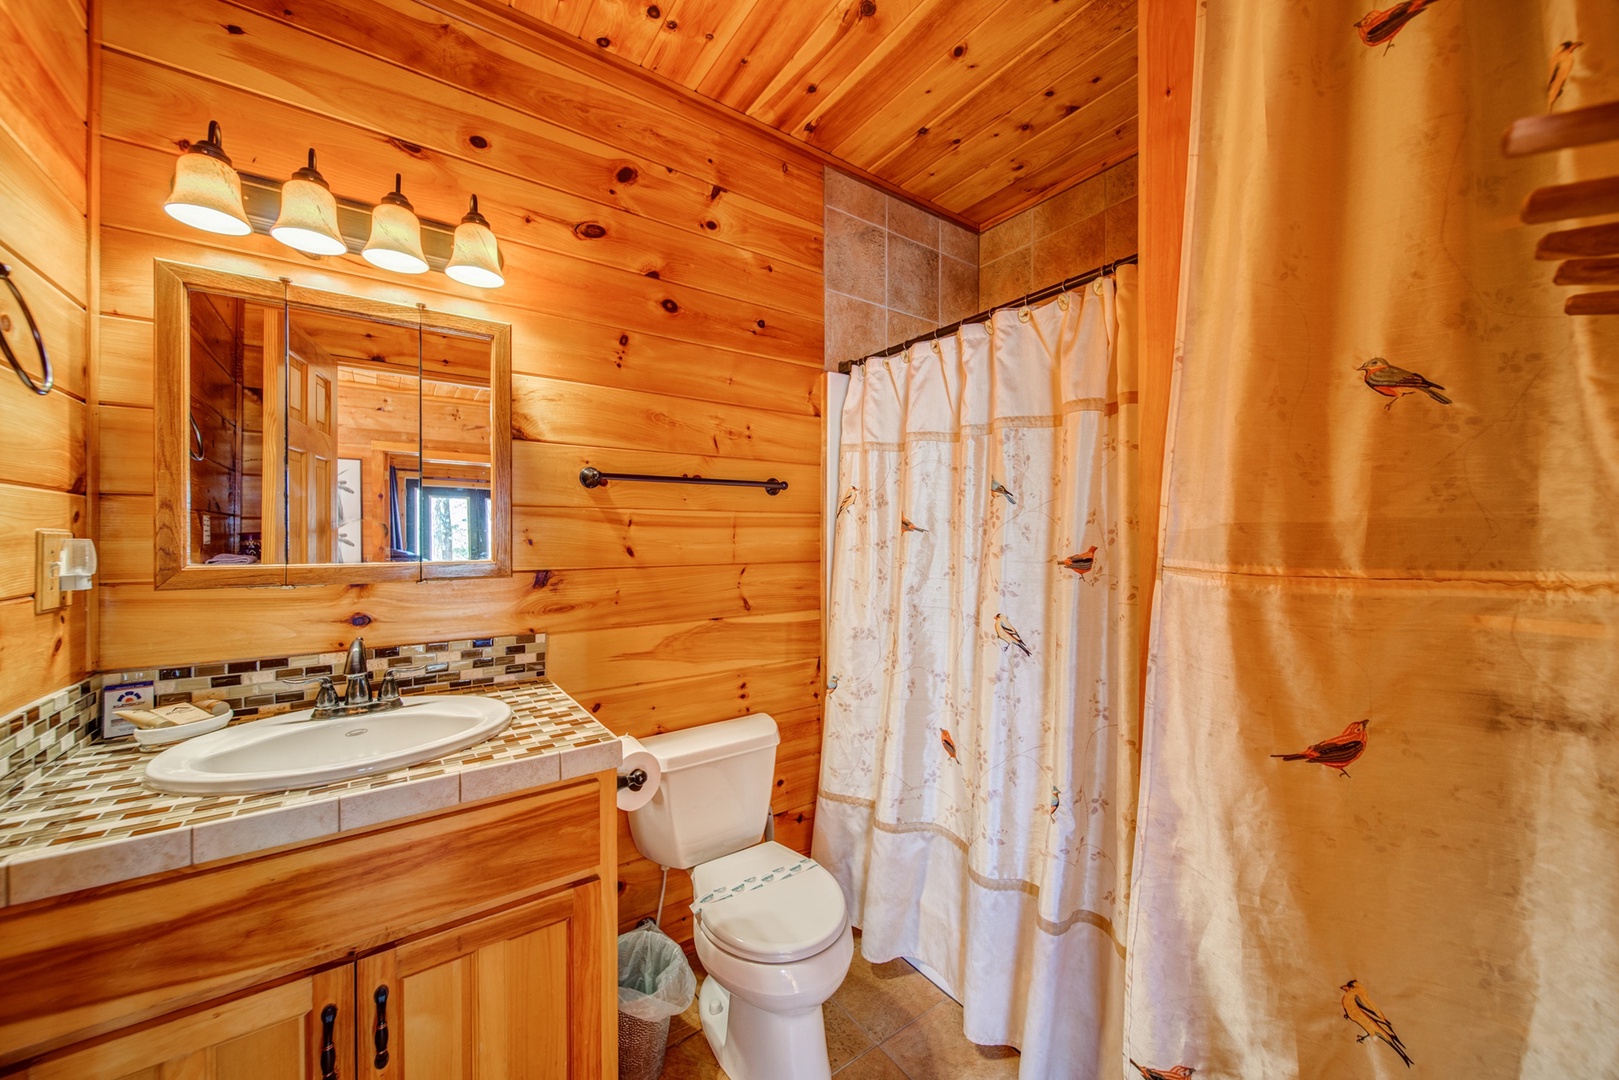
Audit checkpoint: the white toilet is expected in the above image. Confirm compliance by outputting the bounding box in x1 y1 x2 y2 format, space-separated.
628 713 853 1080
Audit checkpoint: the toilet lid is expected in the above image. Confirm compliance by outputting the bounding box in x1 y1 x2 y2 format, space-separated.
691 841 848 964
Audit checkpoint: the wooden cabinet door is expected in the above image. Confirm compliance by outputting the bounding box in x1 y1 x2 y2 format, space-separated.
359 881 610 1080
21 967 354 1080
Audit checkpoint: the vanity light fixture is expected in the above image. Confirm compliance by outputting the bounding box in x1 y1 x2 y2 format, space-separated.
269 149 346 256
445 195 506 289
362 174 429 275
163 120 251 236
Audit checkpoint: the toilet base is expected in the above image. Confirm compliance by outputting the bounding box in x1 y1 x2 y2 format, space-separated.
699 977 832 1080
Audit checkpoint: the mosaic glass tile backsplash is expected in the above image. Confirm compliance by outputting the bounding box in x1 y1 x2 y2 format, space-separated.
1 635 546 796
1 682 98 800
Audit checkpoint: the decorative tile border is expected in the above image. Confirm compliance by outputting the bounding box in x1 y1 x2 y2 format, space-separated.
133 634 548 722
1 682 98 801
0 636 547 805
0 680 621 906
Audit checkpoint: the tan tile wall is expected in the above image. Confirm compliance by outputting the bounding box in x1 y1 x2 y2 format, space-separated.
824 169 980 369
979 157 1139 309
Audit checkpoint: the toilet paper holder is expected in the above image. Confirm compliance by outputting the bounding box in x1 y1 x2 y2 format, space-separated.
617 768 648 792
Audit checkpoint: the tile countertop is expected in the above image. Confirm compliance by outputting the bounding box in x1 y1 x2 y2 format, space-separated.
0 681 622 907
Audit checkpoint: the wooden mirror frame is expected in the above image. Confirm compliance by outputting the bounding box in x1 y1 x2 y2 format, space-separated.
153 260 512 589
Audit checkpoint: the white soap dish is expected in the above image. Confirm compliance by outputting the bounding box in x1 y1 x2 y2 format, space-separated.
132 702 234 751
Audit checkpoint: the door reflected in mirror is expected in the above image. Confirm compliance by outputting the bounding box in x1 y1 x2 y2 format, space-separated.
156 261 511 588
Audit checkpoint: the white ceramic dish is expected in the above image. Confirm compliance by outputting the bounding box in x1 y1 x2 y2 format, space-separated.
132 702 234 750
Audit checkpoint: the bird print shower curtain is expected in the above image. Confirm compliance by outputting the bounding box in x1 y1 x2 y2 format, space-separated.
1124 2 1619 1078
817 269 1141 1079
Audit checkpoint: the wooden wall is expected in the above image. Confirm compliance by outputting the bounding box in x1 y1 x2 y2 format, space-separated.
1137 0 1197 708
91 0 825 950
0 0 91 714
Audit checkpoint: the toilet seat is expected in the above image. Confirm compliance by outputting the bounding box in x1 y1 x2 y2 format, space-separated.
692 841 847 964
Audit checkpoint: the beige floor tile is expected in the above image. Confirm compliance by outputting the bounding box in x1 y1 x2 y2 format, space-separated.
831 949 947 1043
835 1047 911 1079
879 1001 1019 1080
659 1031 725 1080
665 976 704 1050
825 999 878 1072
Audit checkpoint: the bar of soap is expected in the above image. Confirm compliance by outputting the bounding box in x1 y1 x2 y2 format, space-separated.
115 702 217 729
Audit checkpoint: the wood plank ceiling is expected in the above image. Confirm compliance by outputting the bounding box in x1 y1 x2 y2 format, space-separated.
488 0 1138 228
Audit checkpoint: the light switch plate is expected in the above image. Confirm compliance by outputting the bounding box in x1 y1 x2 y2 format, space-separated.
35 529 70 613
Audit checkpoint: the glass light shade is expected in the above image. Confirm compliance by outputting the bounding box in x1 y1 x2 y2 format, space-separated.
164 151 251 236
445 199 505 288
362 176 428 275
270 152 345 256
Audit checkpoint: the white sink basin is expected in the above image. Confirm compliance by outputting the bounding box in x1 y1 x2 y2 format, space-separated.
144 695 512 794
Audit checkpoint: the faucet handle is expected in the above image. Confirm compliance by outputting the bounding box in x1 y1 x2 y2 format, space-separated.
314 677 340 711
377 669 403 707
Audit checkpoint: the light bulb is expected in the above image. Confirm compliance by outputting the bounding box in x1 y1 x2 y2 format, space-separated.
271 149 346 256
445 195 505 288
362 173 428 275
164 121 251 237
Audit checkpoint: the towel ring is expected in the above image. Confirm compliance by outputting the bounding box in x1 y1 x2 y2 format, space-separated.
0 265 53 396
189 414 205 462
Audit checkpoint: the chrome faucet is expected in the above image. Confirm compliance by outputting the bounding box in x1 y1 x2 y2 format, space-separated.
305 638 406 719
344 637 372 706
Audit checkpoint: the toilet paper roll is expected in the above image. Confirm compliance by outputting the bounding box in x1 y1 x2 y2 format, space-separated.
615 735 661 812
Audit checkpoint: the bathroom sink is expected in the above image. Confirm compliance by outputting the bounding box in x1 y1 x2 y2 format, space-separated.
143 695 512 794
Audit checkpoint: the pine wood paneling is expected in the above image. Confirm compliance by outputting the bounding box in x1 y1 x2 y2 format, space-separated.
478 0 1140 227
101 1 824 260
1137 0 1195 715
0 487 87 598
93 0 823 945
0 597 88 712
99 148 822 361
0 241 88 400
99 56 824 312
0 2 88 716
512 377 820 461
515 443 818 513
571 657 823 738
0 0 88 217
0 127 87 303
515 507 819 569
545 611 820 690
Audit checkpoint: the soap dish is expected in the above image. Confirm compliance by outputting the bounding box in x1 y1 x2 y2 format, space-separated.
133 702 234 751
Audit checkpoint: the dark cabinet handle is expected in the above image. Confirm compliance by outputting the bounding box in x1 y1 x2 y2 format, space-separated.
320 1003 338 1080
372 984 391 1069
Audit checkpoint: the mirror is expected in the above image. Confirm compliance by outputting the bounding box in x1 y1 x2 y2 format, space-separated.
154 261 510 588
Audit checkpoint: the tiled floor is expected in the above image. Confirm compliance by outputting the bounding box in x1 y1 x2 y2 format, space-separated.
659 941 1020 1080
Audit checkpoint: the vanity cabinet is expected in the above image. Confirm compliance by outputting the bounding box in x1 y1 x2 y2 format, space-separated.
17 971 353 1080
0 777 617 1079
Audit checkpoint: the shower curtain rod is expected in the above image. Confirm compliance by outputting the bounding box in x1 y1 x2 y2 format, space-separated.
836 252 1138 375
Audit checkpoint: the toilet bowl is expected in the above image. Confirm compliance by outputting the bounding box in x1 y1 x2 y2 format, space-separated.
690 840 853 1080
625 717 853 1080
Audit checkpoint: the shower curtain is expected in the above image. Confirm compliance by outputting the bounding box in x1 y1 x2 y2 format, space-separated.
817 269 1140 1078
1124 3 1619 1078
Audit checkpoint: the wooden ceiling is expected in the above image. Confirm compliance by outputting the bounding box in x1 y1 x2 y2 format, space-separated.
490 0 1138 228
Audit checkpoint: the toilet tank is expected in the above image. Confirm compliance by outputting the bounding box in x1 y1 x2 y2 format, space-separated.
627 713 779 869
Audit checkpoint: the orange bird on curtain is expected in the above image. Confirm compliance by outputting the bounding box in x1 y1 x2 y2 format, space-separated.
1059 546 1099 577
1356 358 1451 409
1341 980 1414 1068
1354 0 1440 48
1131 1063 1196 1080
1273 720 1369 777
940 729 959 764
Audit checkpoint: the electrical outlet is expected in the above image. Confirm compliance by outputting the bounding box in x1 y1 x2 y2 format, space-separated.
35 529 70 613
